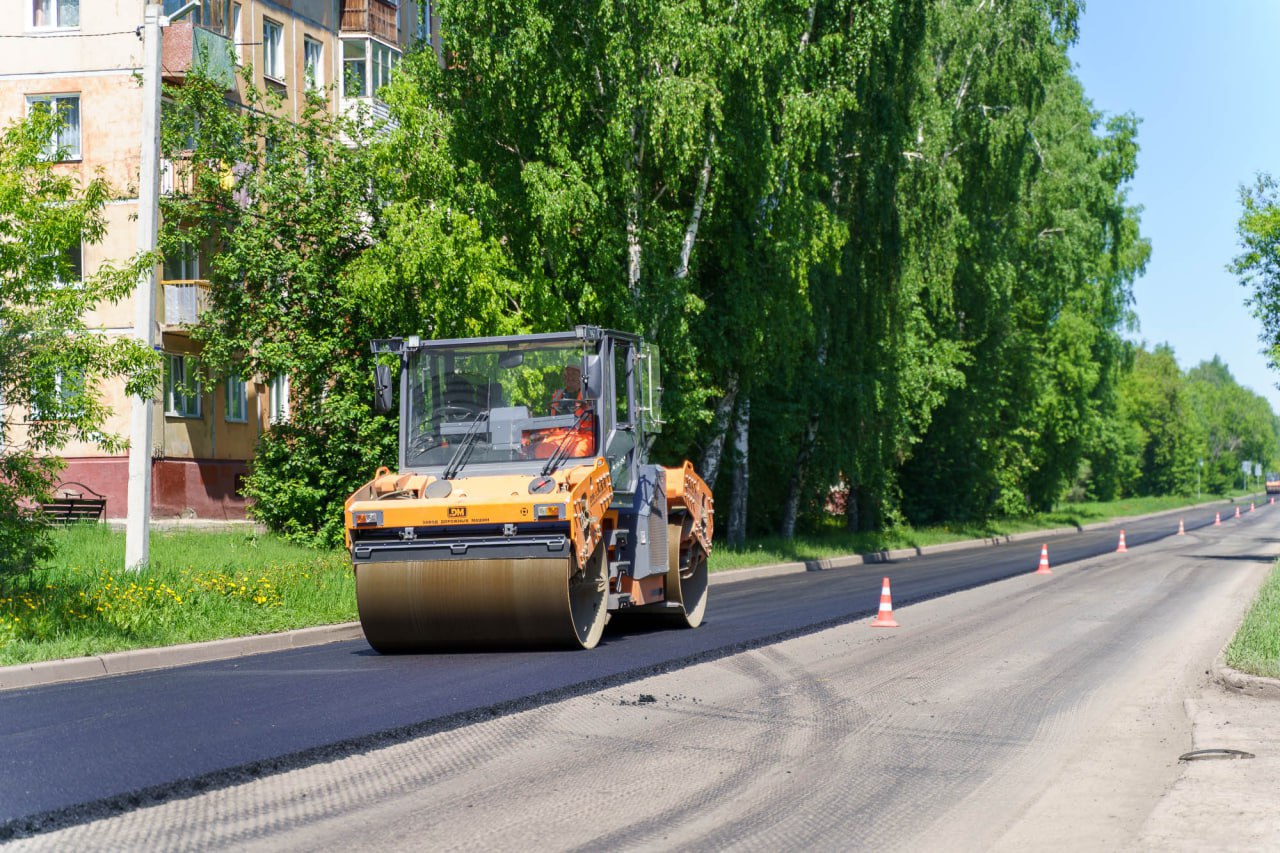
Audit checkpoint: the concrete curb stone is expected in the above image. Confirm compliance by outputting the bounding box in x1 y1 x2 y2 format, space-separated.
1213 649 1280 700
0 494 1266 693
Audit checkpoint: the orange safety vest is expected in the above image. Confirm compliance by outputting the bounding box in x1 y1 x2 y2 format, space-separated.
545 387 595 456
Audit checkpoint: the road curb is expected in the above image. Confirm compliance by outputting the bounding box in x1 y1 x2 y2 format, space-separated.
0 623 363 692
1212 649 1280 700
1 495 1265 693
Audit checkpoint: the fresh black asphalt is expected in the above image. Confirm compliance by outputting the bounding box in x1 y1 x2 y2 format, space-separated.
0 502 1255 836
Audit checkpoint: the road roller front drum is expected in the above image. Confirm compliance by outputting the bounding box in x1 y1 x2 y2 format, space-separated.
355 544 609 652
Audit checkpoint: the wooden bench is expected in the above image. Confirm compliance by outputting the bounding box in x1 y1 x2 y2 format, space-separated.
40 482 107 524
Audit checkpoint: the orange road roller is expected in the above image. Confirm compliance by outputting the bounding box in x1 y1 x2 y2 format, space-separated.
344 326 713 651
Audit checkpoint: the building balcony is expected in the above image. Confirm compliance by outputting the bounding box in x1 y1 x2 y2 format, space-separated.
340 0 399 43
161 155 238 198
161 20 236 89
160 156 195 196
161 280 212 330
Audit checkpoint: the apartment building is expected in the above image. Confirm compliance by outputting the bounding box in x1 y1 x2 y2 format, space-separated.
1 0 428 519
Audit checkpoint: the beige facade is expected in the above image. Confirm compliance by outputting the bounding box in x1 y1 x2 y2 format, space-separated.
1 0 427 519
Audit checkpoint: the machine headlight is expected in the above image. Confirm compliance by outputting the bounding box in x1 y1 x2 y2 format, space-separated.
353 510 383 527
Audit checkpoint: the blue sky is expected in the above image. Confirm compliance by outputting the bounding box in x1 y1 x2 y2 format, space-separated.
1069 1 1280 414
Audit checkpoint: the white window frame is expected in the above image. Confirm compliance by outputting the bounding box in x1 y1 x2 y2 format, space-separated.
269 374 290 423
304 36 323 92
342 39 367 98
25 94 81 161
225 375 248 423
30 0 79 30
342 38 400 99
231 3 243 63
165 354 202 419
262 18 284 82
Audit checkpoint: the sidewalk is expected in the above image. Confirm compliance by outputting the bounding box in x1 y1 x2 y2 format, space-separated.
1138 657 1280 849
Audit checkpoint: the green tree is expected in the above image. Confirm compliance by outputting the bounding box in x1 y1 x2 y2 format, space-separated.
0 110 158 571
1233 172 1280 372
161 72 526 545
1186 357 1279 493
1117 344 1202 496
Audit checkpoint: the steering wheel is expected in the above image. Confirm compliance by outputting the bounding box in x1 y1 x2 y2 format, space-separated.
429 403 483 423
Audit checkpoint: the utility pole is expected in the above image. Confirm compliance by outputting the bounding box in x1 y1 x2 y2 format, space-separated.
125 3 164 571
126 2 199 570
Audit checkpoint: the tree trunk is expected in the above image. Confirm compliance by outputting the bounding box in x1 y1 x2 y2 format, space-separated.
780 340 826 538
676 132 715 280
844 483 859 533
726 395 750 548
780 411 819 538
627 115 645 295
698 372 738 489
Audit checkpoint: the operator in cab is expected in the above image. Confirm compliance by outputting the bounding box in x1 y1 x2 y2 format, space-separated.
533 363 596 459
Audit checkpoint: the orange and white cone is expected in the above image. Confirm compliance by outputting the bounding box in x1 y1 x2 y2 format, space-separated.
1035 543 1052 575
1235 506 1241 519
1116 529 1128 553
1214 512 1221 526
870 577 899 628
1271 497 1275 505
1177 519 1185 536
1251 502 1256 512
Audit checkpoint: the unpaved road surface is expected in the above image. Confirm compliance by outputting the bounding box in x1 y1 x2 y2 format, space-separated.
7 515 1276 851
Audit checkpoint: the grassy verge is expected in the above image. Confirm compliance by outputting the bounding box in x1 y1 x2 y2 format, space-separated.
0 524 354 666
0 489 1260 667
708 491 1257 572
1225 560 1280 679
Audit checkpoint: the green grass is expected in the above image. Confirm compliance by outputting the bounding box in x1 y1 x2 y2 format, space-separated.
0 524 354 666
0 489 1263 667
1225 559 1280 679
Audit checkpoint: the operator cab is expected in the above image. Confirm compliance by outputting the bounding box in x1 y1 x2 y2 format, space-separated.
372 327 662 495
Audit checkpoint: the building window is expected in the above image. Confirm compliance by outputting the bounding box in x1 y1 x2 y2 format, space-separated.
415 2 431 44
372 41 397 94
263 18 283 81
225 375 247 423
30 367 84 421
165 354 202 418
231 3 242 63
163 244 199 282
54 240 83 288
269 374 289 423
32 0 78 29
26 94 80 161
342 39 399 99
342 40 367 98
304 37 323 92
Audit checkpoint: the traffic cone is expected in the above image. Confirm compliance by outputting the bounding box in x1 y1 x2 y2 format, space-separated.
870 577 899 628
1035 543 1052 575
1235 506 1241 519
1117 529 1128 553
1214 512 1221 526
1271 497 1275 505
1251 502 1256 512
1177 519 1185 536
